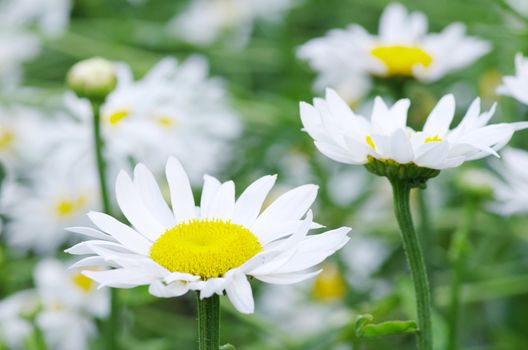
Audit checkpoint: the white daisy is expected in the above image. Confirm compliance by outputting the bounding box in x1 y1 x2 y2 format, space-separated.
66 157 351 314
62 56 241 182
34 259 109 350
497 53 528 105
0 30 40 88
0 290 38 350
300 88 528 170
297 3 490 98
168 0 297 46
489 147 528 216
3 165 98 254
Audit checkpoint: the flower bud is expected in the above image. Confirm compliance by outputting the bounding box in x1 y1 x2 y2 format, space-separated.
66 57 117 101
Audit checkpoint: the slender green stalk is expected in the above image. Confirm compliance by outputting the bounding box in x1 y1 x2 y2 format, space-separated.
90 101 118 350
390 179 433 350
197 294 220 350
447 199 477 350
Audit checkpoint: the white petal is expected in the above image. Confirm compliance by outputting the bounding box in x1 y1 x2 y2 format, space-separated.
166 157 196 222
200 175 221 219
205 180 235 220
149 280 190 298
423 94 455 137
390 129 414 163
66 226 115 241
233 175 277 227
225 272 254 314
254 270 322 285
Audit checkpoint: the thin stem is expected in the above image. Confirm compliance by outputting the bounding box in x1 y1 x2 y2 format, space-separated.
416 189 433 268
447 199 477 350
197 293 220 350
90 100 118 350
390 180 433 350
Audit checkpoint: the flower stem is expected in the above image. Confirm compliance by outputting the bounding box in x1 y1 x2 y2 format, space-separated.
90 100 119 350
447 199 477 350
197 293 220 350
390 179 433 350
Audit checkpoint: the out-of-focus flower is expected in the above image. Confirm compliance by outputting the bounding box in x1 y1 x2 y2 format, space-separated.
34 259 109 350
489 148 528 215
3 166 98 254
67 57 117 101
168 0 297 46
298 3 490 101
497 53 528 105
0 290 38 350
300 89 528 171
0 31 40 88
67 158 350 314
455 167 494 198
0 0 72 37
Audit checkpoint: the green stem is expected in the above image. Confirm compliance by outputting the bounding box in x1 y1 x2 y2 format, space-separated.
447 199 477 350
90 100 118 350
197 294 220 350
390 180 433 350
416 189 433 268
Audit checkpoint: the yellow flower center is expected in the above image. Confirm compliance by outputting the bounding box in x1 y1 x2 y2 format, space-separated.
366 135 376 150
157 116 175 128
107 109 129 126
0 130 14 150
54 195 87 218
72 273 95 293
424 135 442 143
150 219 262 279
312 264 346 302
370 45 433 76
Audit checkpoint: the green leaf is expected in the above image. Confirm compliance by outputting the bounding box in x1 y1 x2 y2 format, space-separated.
362 320 418 337
0 161 5 193
354 314 374 336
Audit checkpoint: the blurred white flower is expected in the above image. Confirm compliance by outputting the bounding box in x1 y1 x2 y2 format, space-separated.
61 56 241 182
34 259 109 350
298 3 490 101
3 165 98 254
168 0 297 46
300 89 528 170
489 147 528 216
0 31 40 88
0 290 38 349
497 53 528 105
66 158 350 314
0 0 72 37
0 105 55 172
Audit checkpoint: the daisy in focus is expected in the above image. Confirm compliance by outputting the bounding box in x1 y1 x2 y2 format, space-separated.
297 3 490 101
489 148 528 216
66 157 350 314
300 89 528 173
497 53 528 105
168 0 297 46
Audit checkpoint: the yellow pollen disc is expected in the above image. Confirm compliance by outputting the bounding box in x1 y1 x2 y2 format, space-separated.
366 135 376 150
72 273 95 293
371 45 433 76
107 110 129 126
424 135 442 143
150 219 262 279
312 264 346 302
0 130 14 150
54 195 87 218
157 116 174 128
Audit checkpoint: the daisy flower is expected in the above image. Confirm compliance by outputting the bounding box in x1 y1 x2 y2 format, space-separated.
497 53 528 105
3 164 98 254
0 290 38 350
66 157 351 314
168 0 297 46
489 147 528 216
300 89 528 172
34 259 109 350
297 3 490 100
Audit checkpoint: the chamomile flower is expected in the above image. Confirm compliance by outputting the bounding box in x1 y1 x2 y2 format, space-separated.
300 89 528 173
34 259 109 350
0 291 38 350
66 157 351 314
168 0 297 46
298 3 490 98
63 56 240 182
3 165 98 254
497 53 528 105
489 147 528 216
